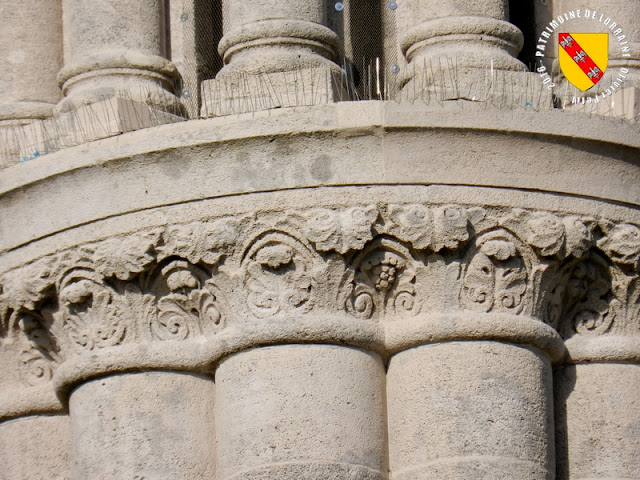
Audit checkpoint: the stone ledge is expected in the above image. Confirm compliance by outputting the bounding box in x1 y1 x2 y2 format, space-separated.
0 102 639 255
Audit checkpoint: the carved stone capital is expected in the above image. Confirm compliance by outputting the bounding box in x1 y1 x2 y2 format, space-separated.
2 201 639 414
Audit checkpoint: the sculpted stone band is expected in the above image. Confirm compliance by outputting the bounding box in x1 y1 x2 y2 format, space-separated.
1 201 638 410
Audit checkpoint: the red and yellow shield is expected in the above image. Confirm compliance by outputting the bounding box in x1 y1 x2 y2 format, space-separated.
558 33 609 91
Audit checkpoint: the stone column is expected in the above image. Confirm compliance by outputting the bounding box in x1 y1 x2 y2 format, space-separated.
0 0 62 166
397 0 528 102
554 0 640 119
387 314 564 480
215 344 388 480
69 371 216 480
201 0 344 116
0 311 71 480
555 336 640 479
57 0 183 146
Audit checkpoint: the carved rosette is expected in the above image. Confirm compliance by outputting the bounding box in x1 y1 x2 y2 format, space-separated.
1 202 639 388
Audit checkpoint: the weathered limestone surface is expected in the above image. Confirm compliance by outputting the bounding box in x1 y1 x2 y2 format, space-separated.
0 415 71 480
389 341 557 480
216 345 387 479
70 372 215 480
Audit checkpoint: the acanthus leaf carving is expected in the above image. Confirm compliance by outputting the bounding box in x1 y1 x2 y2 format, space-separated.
502 209 566 257
243 232 318 318
58 270 126 352
304 206 377 254
158 216 248 266
151 260 223 341
93 230 162 281
386 204 432 249
563 216 596 259
460 232 529 314
432 206 471 251
2 203 640 359
597 221 640 269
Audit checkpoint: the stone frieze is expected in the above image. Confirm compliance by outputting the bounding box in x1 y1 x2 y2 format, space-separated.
1 202 639 390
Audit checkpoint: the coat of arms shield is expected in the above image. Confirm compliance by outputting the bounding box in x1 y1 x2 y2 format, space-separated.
558 33 609 91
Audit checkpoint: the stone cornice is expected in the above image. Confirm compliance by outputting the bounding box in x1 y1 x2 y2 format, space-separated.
1 103 639 257
1 200 639 417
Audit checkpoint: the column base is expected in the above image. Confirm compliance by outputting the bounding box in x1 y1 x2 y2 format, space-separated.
224 461 386 480
201 66 347 117
392 456 551 480
400 69 553 106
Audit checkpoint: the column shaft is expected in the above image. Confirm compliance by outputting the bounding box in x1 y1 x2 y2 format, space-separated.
0 0 62 166
0 0 62 117
388 341 555 480
69 371 215 480
555 362 640 479
56 0 182 146
215 344 387 480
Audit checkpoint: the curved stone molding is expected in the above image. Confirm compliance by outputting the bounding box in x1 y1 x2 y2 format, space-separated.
1 201 639 411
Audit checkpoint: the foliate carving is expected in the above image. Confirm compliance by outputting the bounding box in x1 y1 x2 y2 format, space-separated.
432 206 471 251
59 270 126 351
501 209 595 259
158 217 247 265
597 221 640 268
461 231 528 314
563 216 595 258
387 204 432 249
243 233 318 318
346 238 421 319
17 311 60 386
304 206 377 254
151 260 223 340
561 254 614 337
385 204 474 251
2 201 640 374
93 230 162 281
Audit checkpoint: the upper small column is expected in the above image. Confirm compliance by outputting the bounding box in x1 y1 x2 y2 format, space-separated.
201 0 343 116
0 0 62 121
0 0 62 165
57 0 183 144
397 0 527 101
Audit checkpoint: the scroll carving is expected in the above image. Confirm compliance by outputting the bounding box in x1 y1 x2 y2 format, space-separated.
16 311 60 386
151 260 223 340
0 201 639 381
460 231 529 315
243 232 318 318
